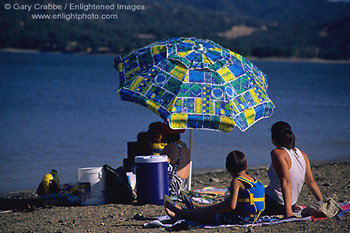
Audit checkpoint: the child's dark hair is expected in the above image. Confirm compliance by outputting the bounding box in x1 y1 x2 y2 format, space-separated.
226 150 247 173
271 121 295 149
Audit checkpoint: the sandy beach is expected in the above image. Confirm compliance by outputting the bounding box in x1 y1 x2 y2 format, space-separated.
1 162 349 232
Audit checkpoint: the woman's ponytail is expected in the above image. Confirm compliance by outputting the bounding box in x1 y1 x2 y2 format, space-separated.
271 121 295 149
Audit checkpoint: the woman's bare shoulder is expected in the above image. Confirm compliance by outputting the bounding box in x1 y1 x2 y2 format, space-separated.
271 148 287 156
297 148 310 163
270 148 290 163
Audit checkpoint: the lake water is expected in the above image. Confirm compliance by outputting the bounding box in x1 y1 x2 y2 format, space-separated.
1 52 349 193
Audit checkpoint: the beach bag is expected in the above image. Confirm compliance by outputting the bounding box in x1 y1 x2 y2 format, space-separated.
36 170 60 195
301 196 342 218
103 165 135 204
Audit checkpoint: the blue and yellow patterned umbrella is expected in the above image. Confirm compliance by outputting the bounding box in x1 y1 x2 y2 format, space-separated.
114 37 274 132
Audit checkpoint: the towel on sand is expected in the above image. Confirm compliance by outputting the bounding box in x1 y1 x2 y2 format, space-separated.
144 202 350 230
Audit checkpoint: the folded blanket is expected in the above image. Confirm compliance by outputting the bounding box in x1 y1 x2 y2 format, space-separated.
183 186 228 204
192 186 227 196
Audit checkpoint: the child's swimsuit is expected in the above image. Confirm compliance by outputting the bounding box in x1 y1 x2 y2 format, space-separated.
167 142 187 197
151 142 167 155
215 176 265 225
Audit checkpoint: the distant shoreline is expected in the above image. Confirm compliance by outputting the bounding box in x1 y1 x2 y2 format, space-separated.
193 158 350 175
2 47 350 64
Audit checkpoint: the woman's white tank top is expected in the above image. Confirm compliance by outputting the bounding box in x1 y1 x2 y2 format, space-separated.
265 147 306 205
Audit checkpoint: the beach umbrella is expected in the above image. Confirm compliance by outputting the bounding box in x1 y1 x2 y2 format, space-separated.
113 37 275 188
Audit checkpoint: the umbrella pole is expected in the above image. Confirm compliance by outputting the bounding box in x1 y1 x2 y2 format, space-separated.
188 129 193 191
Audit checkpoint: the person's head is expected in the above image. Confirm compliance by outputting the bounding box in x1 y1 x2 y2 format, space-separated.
225 150 248 175
148 121 163 143
271 121 295 149
164 133 181 143
161 121 185 143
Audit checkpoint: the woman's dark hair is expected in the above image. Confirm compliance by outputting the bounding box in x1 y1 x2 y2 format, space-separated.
148 121 163 134
164 133 180 143
271 121 295 149
226 150 247 173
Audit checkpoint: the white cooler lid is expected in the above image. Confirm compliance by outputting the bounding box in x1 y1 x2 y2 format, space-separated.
134 155 168 163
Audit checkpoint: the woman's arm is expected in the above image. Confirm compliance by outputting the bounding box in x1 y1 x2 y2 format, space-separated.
161 144 178 164
271 149 294 218
301 151 323 201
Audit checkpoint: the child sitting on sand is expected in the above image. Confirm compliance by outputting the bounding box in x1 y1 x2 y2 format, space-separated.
163 150 265 225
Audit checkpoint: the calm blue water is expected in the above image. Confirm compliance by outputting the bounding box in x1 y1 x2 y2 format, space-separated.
1 52 349 193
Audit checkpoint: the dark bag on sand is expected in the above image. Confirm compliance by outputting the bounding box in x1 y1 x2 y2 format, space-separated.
103 165 134 204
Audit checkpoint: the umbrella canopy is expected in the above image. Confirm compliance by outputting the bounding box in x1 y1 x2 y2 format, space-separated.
114 37 274 132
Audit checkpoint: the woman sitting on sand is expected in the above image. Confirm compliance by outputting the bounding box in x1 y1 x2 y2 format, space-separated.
264 121 323 218
161 123 191 197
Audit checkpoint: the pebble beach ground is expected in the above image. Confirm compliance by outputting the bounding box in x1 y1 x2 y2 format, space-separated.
1 162 349 232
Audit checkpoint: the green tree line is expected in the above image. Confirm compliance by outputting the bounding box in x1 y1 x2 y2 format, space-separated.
1 0 349 59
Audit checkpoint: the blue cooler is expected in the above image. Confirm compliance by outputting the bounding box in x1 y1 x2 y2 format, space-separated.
135 155 169 205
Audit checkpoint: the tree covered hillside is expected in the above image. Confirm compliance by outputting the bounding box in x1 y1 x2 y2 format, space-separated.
1 0 349 59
